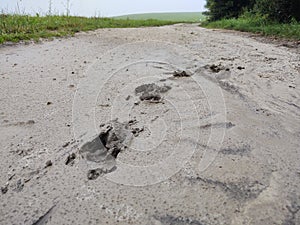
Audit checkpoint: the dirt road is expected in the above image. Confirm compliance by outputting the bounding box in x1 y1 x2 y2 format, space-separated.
0 24 299 225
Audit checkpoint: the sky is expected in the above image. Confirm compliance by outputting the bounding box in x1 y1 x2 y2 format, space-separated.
1 0 206 17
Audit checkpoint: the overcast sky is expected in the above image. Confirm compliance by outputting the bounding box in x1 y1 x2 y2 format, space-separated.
1 0 206 17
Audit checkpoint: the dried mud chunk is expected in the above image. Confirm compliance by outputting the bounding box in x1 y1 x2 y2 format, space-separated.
65 153 76 166
173 70 192 77
45 160 53 168
131 127 144 137
1 184 8 194
87 166 116 180
87 169 101 180
205 64 229 73
140 93 161 102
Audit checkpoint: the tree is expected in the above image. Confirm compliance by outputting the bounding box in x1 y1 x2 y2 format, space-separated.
205 0 255 21
205 0 300 22
254 0 300 22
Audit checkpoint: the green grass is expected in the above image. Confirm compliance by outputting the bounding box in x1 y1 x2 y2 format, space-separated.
114 12 205 22
202 16 300 40
0 14 183 44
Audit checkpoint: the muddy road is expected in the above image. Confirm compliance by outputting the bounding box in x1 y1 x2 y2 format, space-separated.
0 24 299 225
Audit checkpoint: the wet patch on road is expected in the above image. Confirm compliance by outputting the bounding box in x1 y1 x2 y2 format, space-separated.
219 144 252 156
135 83 171 103
187 177 267 201
200 122 235 129
153 214 205 225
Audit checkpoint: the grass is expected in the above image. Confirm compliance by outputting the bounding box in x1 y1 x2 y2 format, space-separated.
114 12 206 22
202 16 300 40
0 14 183 44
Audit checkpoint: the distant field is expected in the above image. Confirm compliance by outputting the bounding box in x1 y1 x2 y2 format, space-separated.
114 12 206 22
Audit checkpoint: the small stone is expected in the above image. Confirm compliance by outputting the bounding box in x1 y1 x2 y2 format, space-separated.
45 160 52 168
1 185 8 194
46 102 52 105
27 120 35 125
62 142 70 148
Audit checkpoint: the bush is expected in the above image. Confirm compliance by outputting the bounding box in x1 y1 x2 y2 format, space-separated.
254 0 300 22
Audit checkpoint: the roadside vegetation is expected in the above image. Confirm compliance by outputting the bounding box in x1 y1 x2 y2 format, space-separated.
203 0 300 40
0 14 182 44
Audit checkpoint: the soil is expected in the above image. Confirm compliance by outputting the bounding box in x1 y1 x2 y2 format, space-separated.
0 23 299 225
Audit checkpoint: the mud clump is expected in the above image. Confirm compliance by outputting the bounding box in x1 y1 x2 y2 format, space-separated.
205 64 230 73
45 160 52 168
80 120 132 180
131 127 144 137
65 153 76 166
173 70 192 77
140 93 161 102
87 167 116 180
1 184 8 194
135 83 171 103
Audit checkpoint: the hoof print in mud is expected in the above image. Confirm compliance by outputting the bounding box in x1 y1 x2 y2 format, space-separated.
80 120 133 180
135 83 171 103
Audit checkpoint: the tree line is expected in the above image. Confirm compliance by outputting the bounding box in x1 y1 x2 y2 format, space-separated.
205 0 300 22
